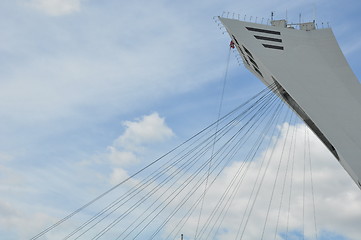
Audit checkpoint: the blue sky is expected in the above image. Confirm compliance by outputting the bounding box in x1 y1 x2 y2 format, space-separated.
0 0 361 239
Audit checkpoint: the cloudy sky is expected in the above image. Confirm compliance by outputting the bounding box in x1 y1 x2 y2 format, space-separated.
0 0 361 239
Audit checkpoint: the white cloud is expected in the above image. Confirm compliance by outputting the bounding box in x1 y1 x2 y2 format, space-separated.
105 112 174 185
5 120 360 240
115 112 175 152
208 124 361 240
107 147 139 167
130 123 361 240
0 200 57 239
26 0 82 16
110 168 130 186
60 122 359 240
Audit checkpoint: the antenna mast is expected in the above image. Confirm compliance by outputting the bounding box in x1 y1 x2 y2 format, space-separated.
313 3 317 21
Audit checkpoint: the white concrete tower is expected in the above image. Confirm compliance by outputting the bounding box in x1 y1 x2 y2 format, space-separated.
219 16 361 189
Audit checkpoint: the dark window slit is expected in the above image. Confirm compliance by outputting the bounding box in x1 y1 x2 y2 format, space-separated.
244 58 250 66
242 45 254 58
254 35 282 43
253 66 263 77
246 27 281 35
238 47 245 56
232 35 240 45
248 57 259 68
263 44 284 50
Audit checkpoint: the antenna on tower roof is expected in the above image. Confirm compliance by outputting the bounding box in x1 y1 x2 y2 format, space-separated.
271 11 274 21
313 3 317 22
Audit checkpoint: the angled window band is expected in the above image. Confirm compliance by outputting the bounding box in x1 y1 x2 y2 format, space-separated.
254 35 282 43
242 45 254 58
246 27 281 35
248 57 259 68
262 44 284 50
